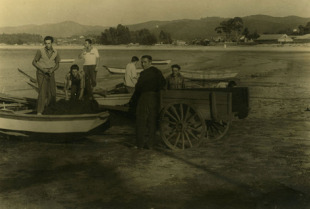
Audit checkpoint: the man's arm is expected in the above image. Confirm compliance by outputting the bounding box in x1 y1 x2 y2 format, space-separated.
50 53 60 73
131 64 138 79
95 48 100 69
79 71 85 100
78 48 86 59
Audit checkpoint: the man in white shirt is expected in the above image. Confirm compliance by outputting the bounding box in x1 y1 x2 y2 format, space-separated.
79 39 100 99
124 56 139 93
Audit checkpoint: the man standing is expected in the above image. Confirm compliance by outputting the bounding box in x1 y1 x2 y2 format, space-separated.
32 36 60 115
133 55 166 149
124 56 139 93
79 39 100 99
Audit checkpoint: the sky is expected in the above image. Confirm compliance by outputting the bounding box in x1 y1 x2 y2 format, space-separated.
0 0 310 27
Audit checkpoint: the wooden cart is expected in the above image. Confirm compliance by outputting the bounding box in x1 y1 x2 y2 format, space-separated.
159 87 249 150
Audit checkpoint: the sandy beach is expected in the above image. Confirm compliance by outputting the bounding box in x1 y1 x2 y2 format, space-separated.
0 50 310 208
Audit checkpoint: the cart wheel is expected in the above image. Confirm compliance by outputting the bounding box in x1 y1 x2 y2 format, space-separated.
205 119 230 140
159 103 206 150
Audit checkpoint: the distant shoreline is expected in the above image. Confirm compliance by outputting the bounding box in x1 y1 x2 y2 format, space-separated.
1 43 310 52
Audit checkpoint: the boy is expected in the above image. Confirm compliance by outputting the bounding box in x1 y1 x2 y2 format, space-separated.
64 64 85 101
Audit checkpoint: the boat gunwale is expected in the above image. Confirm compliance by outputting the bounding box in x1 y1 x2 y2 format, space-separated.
0 110 109 121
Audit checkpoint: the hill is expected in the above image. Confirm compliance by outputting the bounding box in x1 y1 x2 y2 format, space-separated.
127 15 310 41
0 15 310 41
0 21 107 38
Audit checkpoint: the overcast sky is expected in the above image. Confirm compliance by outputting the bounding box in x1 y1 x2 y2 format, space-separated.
0 0 309 27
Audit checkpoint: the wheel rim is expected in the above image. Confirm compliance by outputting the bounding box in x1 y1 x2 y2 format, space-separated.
206 120 230 140
159 103 206 150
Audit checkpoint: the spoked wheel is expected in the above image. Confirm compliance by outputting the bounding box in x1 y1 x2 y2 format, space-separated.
205 119 230 140
159 103 206 150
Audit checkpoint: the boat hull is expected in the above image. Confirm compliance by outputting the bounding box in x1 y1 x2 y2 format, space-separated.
0 111 109 134
181 71 238 80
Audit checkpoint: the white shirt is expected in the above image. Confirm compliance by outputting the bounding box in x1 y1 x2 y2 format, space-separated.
82 47 99 65
124 62 138 87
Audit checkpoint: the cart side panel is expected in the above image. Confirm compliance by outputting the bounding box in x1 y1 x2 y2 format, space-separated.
200 87 249 119
161 90 212 120
161 90 232 121
210 92 232 121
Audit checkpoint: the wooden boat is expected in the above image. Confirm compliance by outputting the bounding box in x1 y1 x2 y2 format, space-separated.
181 70 238 81
104 59 172 74
152 59 171 65
104 66 143 74
0 94 109 136
0 109 109 135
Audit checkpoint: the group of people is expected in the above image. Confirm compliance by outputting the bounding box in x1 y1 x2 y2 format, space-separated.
32 36 99 115
124 57 185 92
32 35 186 150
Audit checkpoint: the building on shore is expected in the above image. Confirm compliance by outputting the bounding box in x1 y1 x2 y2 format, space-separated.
293 34 310 43
255 34 293 44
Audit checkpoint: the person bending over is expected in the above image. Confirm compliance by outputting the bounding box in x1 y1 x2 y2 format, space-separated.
64 64 85 101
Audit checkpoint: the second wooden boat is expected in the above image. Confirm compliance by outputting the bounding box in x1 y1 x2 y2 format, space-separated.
181 71 238 81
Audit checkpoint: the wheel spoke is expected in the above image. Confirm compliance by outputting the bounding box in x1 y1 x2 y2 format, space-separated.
205 120 229 140
180 104 184 121
185 112 198 123
181 133 185 149
212 122 226 134
184 131 193 148
186 129 200 141
162 118 177 125
170 105 181 121
165 111 178 122
184 105 191 122
164 129 177 141
187 124 203 133
174 132 181 147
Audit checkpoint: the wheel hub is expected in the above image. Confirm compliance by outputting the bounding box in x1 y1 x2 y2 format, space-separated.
176 122 187 132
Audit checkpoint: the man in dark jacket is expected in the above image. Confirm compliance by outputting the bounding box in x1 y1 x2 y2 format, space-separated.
132 55 166 149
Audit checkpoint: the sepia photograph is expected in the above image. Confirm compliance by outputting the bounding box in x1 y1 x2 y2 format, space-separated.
0 0 310 208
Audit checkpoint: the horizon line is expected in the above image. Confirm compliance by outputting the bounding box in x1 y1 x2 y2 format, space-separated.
1 14 310 28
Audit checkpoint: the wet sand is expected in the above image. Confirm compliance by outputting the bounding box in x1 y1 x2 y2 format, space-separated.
1 51 310 208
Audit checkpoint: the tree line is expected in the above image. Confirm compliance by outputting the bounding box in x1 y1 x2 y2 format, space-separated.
215 17 260 42
2 19 310 45
298 22 310 35
0 33 42 45
97 24 172 45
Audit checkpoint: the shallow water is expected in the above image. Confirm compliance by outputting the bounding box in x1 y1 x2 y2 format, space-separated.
0 48 309 98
